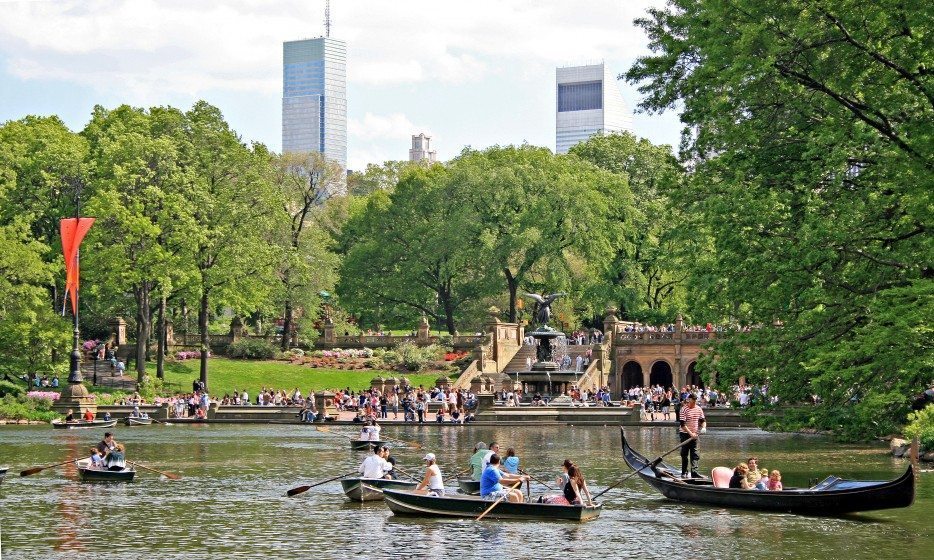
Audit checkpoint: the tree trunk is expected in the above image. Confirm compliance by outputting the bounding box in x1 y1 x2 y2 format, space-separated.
156 294 166 380
134 282 151 383
281 298 293 351
505 269 519 323
199 291 209 391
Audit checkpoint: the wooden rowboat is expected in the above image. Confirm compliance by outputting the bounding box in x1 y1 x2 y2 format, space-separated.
74 458 135 482
340 478 418 501
123 417 153 426
382 488 602 521
350 439 384 451
52 419 118 430
457 478 481 495
620 428 914 514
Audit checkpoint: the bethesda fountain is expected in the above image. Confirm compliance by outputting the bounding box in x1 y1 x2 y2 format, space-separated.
514 292 582 399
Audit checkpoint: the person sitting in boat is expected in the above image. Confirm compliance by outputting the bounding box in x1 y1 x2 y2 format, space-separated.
468 442 487 481
755 468 769 490
83 409 95 422
385 454 399 480
767 470 783 491
480 453 527 503
359 445 391 479
96 432 117 455
131 406 141 418
729 463 753 489
745 456 763 487
502 448 520 474
64 409 76 422
89 447 104 469
102 411 111 421
539 459 593 506
103 444 127 471
415 453 445 496
360 419 381 441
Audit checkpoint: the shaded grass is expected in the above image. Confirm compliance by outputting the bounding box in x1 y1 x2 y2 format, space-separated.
145 358 449 396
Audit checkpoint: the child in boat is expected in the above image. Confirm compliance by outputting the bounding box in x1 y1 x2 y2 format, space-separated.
90 448 104 468
768 470 783 491
502 448 520 474
755 468 770 490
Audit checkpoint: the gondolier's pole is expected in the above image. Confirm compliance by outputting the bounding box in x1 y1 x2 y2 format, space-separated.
594 436 697 500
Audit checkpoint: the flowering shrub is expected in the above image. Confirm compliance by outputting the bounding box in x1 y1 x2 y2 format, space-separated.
175 350 211 361
444 351 468 361
82 339 101 351
27 391 61 401
315 348 374 359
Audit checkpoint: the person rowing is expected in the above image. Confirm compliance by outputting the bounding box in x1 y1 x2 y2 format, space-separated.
359 445 391 479
480 453 527 503
96 432 117 455
415 453 445 496
360 419 382 442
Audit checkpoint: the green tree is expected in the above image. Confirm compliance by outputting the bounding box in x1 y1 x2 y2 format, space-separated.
627 0 932 438
448 145 632 323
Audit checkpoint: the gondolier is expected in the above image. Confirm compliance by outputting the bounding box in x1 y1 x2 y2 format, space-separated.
678 394 706 478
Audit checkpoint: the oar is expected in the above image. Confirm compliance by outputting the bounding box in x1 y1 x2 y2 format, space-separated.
287 470 356 497
390 465 418 481
381 435 423 450
20 456 89 477
593 436 696 500
127 460 181 480
476 480 523 521
151 419 174 426
519 468 556 490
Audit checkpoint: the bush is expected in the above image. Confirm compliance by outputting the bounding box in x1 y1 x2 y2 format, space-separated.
0 380 25 398
363 358 383 369
0 394 58 422
138 376 163 401
905 406 934 450
93 391 130 405
227 339 277 360
394 342 441 372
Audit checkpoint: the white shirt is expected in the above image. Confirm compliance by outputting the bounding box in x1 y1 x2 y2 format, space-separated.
426 464 444 490
481 450 496 472
359 454 390 479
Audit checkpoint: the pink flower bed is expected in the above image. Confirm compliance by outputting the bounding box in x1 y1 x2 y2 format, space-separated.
175 350 211 361
27 391 61 401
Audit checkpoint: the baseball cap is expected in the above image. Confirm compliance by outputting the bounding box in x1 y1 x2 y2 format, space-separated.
422 453 436 461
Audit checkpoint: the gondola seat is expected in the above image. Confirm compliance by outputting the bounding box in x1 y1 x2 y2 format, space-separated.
712 467 732 488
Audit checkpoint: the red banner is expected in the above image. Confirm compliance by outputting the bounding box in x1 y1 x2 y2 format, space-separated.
60 217 95 314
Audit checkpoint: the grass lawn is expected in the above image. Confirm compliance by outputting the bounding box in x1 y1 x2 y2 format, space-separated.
145 358 451 397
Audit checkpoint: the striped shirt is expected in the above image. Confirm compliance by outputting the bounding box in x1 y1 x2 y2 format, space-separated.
679 404 705 433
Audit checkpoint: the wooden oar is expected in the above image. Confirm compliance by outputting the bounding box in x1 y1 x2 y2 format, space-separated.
476 480 523 521
381 435 423 450
519 468 556 491
287 470 356 497
127 460 181 480
390 465 418 481
593 436 696 500
20 456 89 477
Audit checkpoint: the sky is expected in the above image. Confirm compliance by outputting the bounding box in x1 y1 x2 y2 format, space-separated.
0 0 683 170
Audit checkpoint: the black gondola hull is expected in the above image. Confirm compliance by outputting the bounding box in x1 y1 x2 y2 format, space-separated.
620 428 914 514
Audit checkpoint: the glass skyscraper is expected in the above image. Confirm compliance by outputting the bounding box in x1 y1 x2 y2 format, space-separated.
282 37 347 169
555 63 633 154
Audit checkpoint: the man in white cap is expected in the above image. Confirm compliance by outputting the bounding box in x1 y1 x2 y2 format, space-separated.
415 453 445 496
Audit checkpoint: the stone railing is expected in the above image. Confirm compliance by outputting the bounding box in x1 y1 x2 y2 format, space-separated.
614 330 716 345
452 359 482 391
575 358 603 392
320 333 488 349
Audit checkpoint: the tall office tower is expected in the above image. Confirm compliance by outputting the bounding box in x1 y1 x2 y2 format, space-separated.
408 133 437 163
282 37 347 170
555 63 633 154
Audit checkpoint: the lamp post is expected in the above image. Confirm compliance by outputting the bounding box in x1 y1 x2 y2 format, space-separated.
68 179 84 384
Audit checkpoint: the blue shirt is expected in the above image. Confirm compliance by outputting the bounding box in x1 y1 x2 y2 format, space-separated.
480 465 503 496
502 456 519 474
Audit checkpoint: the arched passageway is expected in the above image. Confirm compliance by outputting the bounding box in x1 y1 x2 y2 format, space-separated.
686 361 703 388
649 361 673 390
622 361 643 389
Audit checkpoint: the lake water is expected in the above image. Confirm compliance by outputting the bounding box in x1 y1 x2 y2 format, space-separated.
0 424 930 559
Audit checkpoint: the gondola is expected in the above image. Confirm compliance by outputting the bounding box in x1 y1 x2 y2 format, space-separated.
382 488 602 521
620 428 915 514
457 478 481 495
51 419 118 430
350 439 384 451
74 458 136 482
123 417 153 426
340 478 417 501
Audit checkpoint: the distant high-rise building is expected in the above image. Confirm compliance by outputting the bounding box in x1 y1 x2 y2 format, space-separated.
282 37 347 170
409 133 437 163
555 63 632 154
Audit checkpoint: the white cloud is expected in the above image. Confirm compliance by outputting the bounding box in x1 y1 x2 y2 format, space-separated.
349 112 431 141
0 0 664 96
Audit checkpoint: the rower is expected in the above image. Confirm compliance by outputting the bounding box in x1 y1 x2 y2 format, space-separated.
415 453 445 496
480 453 527 503
83 408 95 422
64 409 76 422
359 445 391 479
96 432 117 455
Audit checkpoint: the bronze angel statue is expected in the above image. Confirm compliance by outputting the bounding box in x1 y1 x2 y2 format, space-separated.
524 292 566 326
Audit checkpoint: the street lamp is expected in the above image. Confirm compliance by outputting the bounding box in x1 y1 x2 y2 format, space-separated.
67 179 84 384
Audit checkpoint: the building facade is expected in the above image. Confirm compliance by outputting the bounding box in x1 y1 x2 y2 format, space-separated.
408 133 437 163
282 37 347 170
555 63 632 154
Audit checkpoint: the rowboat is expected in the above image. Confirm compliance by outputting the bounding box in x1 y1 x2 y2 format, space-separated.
52 419 118 430
0 466 8 484
340 478 417 501
382 488 602 521
123 417 153 426
620 428 914 514
74 458 135 482
350 439 384 451
457 478 481 495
